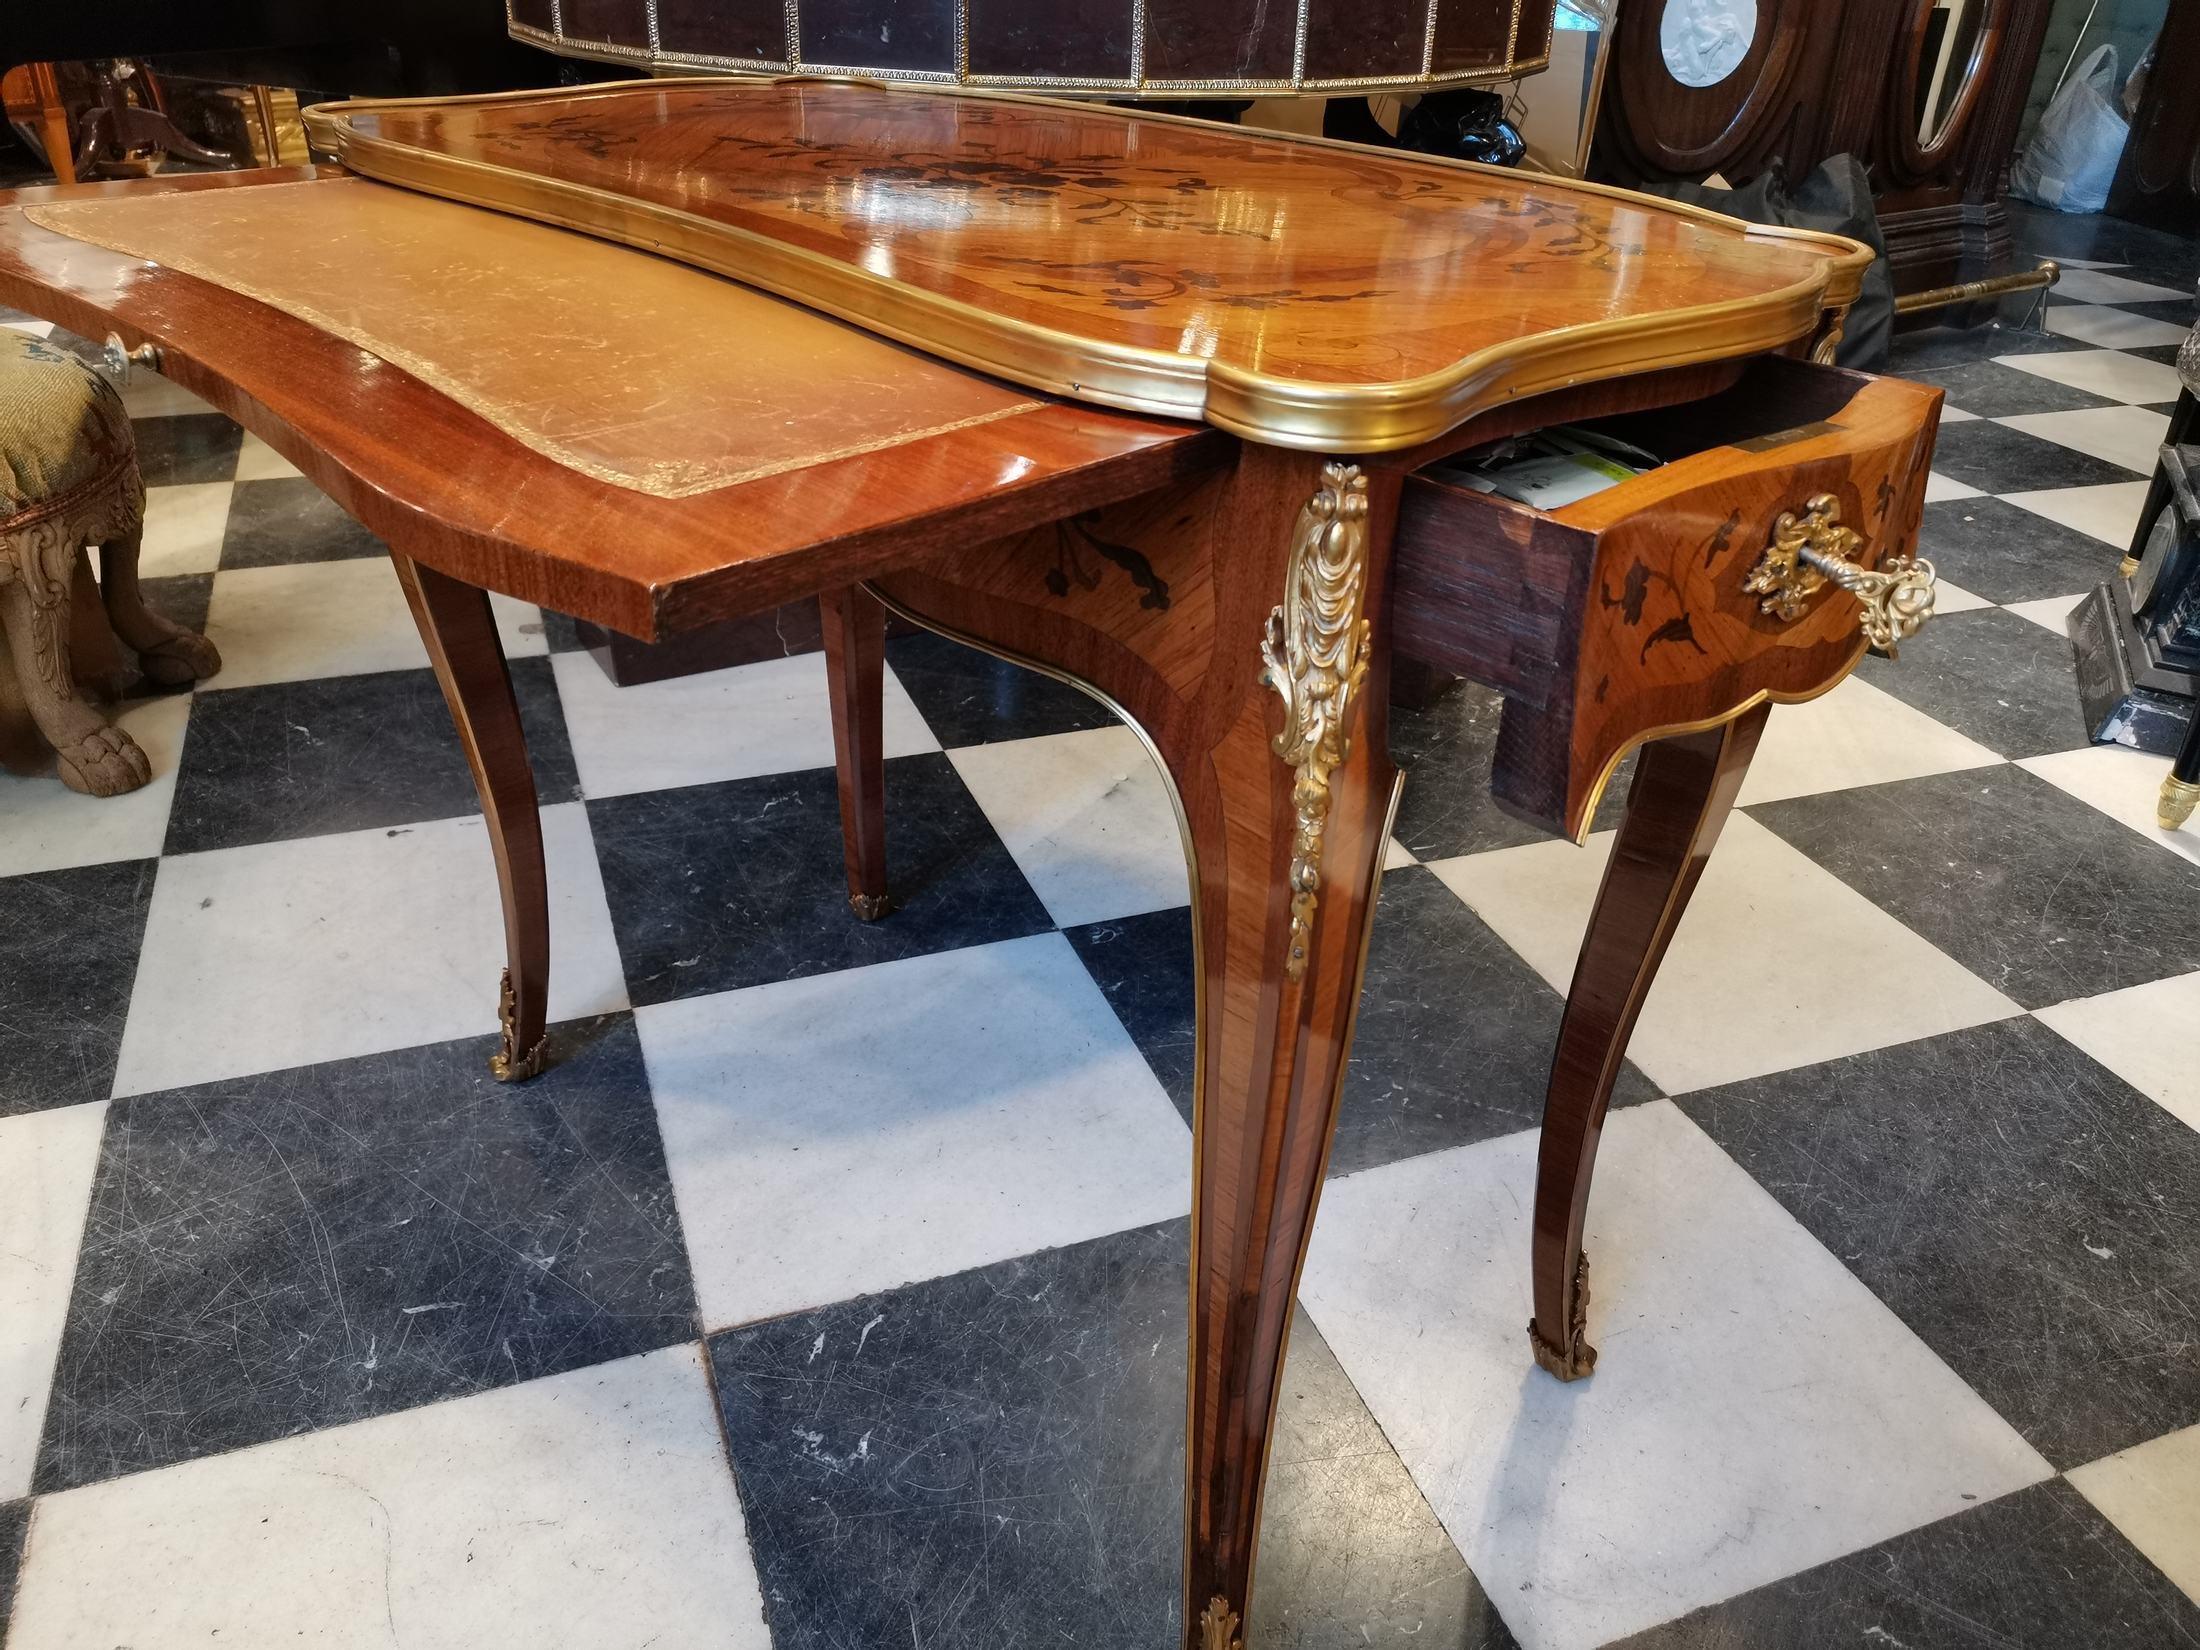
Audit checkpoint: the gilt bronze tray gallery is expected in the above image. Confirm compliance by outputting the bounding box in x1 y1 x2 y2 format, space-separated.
303 78 1872 449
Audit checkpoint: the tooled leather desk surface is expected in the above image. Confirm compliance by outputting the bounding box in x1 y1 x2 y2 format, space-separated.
24 176 1042 500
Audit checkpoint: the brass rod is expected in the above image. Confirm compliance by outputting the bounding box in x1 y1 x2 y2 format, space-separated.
1895 260 2062 316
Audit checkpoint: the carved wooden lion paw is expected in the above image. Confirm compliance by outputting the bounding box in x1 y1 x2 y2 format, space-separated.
138 629 222 686
55 723 153 796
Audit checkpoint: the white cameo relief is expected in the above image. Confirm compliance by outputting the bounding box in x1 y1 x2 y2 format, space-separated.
1660 0 1759 88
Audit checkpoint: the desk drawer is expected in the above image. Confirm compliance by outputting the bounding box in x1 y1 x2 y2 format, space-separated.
1391 356 1944 837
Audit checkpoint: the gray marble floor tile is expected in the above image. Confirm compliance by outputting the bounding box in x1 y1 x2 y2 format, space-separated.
164 658 578 854
129 415 240 487
1855 607 2092 760
1914 495 2127 603
35 1014 693 1494
886 630 1116 746
1928 419 2145 492
0 860 156 1118
217 477 385 568
1065 871 1656 1173
1887 324 2089 372
1678 1016 2200 1467
1751 765 2200 1009
1907 358 2117 418
707 1220 1517 1650
1387 681 1625 860
588 752 1052 1005
1606 1478 2200 1649
0 1497 24 1635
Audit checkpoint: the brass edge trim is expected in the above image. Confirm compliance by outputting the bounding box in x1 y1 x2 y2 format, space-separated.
1566 642 1871 844
852 577 1213 1635
306 81 1869 451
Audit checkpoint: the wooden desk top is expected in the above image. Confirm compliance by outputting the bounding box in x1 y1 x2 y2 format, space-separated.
0 170 1218 637
308 80 1874 451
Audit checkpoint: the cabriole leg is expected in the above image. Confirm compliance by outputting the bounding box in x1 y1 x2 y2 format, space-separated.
390 553 549 1081
97 528 221 685
820 583 891 920
1528 705 1769 1380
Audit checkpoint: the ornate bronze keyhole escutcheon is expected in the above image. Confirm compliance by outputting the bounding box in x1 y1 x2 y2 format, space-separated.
1744 492 1937 652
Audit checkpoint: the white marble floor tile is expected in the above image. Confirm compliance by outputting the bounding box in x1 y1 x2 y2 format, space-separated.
200 560 548 691
5 1344 773 1650
1999 406 2172 474
0 695 189 877
2004 592 2090 633
2020 744 2200 870
231 431 303 481
552 649 936 801
2068 1424 2200 1607
120 373 215 420
1937 404 1981 423
136 482 231 577
2002 479 2153 545
2051 269 2193 306
1298 1103 2053 1650
948 725 1187 927
1998 347 2187 406
1383 835 1418 870
1426 813 2021 1094
1736 676 2002 808
1925 470 1984 503
1928 577 1995 614
111 802 627 1097
2046 305 2194 350
0 1102 107 1500
637 933 1191 1330
3 317 54 338
2036 972 2200 1136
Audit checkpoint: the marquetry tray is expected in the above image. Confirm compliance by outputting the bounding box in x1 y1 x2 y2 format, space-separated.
305 79 1873 451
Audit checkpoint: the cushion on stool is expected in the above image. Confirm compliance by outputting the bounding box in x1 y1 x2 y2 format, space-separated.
0 331 135 519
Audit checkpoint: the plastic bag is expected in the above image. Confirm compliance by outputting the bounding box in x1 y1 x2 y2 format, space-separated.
2012 44 2130 215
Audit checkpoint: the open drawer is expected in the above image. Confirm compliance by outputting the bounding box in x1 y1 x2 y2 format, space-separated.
1390 355 1945 839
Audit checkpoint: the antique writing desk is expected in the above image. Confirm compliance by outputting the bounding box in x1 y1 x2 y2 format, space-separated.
0 80 1944 1648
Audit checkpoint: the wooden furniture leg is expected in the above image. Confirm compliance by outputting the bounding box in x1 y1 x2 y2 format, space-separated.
873 451 1398 1647
390 553 549 1081
97 528 221 684
1527 704 1770 1381
820 583 890 919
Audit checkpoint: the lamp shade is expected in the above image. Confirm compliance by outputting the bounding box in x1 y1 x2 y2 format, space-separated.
508 0 1557 94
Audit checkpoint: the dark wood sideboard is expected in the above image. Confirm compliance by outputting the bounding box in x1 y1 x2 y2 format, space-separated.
1592 0 2055 297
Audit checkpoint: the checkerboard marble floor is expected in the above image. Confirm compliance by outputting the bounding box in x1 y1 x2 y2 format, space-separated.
4 203 2200 1648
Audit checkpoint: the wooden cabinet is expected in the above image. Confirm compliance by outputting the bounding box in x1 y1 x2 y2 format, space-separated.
1593 0 2055 295
2108 0 2200 234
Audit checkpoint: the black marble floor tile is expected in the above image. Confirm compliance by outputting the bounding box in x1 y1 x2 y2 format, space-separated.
136 572 214 649
537 608 588 653
1388 681 1624 860
2120 295 2200 329
1928 418 2145 492
1065 871 1656 1170
35 1014 695 1494
1608 1478 2200 1649
1334 866 1655 1175
589 752 1053 1005
1907 359 2117 418
1680 1016 2200 1467
0 859 157 1118
1064 905 1197 1121
885 629 1117 746
708 1220 1517 1650
164 657 578 854
2010 204 2198 274
0 1497 25 1636
1854 606 2091 760
1887 323 2087 373
1752 765 2200 1010
1914 495 2124 603
217 476 386 568
131 415 241 486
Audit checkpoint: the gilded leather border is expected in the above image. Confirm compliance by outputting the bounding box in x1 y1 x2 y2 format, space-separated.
305 80 1873 453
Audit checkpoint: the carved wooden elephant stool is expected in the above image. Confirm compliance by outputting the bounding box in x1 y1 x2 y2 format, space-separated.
1 330 219 794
